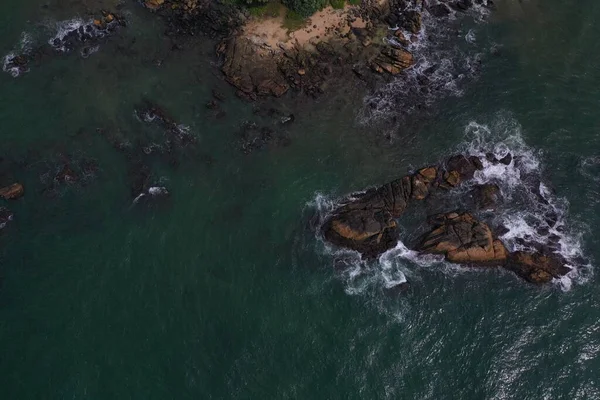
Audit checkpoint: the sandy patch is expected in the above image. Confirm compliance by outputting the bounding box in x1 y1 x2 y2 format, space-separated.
242 5 366 53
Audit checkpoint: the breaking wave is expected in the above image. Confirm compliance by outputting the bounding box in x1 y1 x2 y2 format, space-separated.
359 0 493 130
2 32 33 77
310 113 592 294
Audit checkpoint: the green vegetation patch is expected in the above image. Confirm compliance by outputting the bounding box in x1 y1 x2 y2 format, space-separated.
330 0 345 9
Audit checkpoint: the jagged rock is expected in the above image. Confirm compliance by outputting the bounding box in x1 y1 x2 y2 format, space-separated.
472 184 501 209
450 0 474 12
446 154 482 180
0 183 24 200
506 251 571 283
419 212 508 264
219 37 289 98
499 153 512 165
443 170 461 187
371 47 414 75
322 155 480 257
322 208 399 259
401 11 422 34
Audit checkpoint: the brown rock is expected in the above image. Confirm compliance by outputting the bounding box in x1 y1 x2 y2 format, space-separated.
418 166 437 182
506 251 571 283
446 154 481 180
219 37 289 98
419 212 508 265
145 0 165 9
472 184 501 209
411 174 429 200
0 183 24 200
371 47 414 75
322 208 399 259
444 170 460 187
402 11 422 34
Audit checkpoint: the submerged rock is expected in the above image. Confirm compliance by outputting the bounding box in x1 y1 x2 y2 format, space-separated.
0 183 24 200
472 184 501 210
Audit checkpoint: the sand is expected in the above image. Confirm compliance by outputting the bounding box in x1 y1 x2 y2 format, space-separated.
242 5 367 53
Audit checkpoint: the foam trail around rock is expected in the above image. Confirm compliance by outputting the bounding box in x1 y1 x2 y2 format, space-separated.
311 113 592 293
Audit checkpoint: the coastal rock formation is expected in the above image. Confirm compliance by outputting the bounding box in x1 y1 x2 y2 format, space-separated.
320 153 572 285
218 37 289 98
370 47 414 75
322 154 483 258
507 251 571 283
139 0 488 99
0 183 24 200
418 212 507 264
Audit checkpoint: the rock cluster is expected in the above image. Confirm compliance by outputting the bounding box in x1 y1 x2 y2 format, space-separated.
322 154 482 257
321 154 572 285
3 10 125 77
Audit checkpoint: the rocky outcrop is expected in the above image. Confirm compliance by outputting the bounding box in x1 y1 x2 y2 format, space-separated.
507 251 571 284
321 152 572 285
218 37 289 99
322 154 483 258
417 212 571 282
418 212 508 264
0 183 24 200
370 47 414 75
472 184 501 210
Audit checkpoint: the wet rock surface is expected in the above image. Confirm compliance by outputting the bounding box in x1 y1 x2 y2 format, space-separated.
321 152 572 285
322 154 482 259
419 212 507 264
137 0 487 100
507 251 571 284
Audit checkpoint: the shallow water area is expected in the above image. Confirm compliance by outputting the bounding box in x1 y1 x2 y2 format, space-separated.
1 0 600 398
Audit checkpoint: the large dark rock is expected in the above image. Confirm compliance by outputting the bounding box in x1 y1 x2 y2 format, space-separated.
418 212 508 264
218 37 289 98
322 207 399 259
506 251 571 283
321 155 482 257
472 184 501 210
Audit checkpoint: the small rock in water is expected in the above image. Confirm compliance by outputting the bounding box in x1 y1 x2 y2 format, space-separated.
499 153 512 165
0 183 24 200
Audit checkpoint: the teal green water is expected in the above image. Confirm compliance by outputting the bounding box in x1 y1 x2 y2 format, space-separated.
1 1 600 398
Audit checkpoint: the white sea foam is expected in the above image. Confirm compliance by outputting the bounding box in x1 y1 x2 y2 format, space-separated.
47 17 118 53
459 114 592 289
48 18 91 52
359 0 491 129
2 32 33 77
148 186 168 196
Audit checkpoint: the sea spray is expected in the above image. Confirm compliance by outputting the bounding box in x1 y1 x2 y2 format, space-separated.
359 0 492 130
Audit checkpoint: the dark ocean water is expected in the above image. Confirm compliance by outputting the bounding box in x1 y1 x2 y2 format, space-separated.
1 0 600 398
